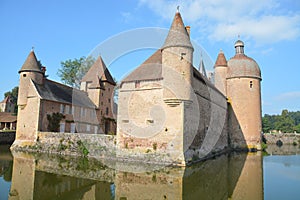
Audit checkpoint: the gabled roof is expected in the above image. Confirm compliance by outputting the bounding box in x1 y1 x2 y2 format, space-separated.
122 50 162 83
19 50 42 73
0 112 17 123
214 49 227 67
81 56 116 87
33 79 96 108
1 96 11 104
162 11 193 50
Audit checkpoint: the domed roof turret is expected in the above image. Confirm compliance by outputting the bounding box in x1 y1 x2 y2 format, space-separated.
234 40 244 48
227 40 261 80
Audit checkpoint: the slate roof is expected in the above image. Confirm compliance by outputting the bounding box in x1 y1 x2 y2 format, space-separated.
81 56 116 87
214 50 227 67
122 50 163 83
162 12 193 50
0 112 17 123
19 51 42 73
33 79 96 108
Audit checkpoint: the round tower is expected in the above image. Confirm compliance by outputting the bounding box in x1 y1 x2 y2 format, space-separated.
214 49 228 96
18 50 44 106
227 40 262 149
161 10 194 101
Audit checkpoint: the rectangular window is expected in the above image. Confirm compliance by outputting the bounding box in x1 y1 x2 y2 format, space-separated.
65 105 70 114
94 126 98 134
60 123 65 133
87 124 90 132
81 107 86 117
60 104 65 114
70 123 76 133
71 106 75 115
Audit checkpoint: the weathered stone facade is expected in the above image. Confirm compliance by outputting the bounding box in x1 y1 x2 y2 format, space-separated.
12 51 116 150
117 11 262 166
11 10 262 167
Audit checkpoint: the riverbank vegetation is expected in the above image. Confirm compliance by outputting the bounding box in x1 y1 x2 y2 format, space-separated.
262 110 300 133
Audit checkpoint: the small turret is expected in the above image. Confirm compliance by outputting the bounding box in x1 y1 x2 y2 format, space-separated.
227 39 262 149
214 49 228 95
162 10 194 101
18 50 44 106
199 53 207 77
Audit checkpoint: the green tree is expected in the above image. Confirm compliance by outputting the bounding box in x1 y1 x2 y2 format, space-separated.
4 86 18 113
57 56 95 88
274 109 295 133
262 117 272 133
294 123 300 133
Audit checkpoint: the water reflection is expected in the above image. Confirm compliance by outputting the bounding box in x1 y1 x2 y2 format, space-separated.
5 150 263 200
0 145 13 200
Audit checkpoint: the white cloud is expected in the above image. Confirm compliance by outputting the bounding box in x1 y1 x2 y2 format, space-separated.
138 0 300 44
121 12 133 23
276 91 300 101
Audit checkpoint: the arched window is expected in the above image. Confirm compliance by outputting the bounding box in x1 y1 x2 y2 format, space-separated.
250 81 253 89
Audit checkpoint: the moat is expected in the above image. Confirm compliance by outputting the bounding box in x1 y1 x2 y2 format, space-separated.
1 144 300 200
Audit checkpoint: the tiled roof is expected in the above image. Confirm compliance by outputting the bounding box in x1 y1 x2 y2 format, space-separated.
227 54 261 79
81 56 116 87
0 112 17 123
122 50 162 83
162 12 193 50
19 51 42 73
33 79 96 108
214 50 227 67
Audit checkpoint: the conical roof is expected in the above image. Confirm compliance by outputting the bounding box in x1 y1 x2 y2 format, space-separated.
19 50 42 73
162 11 193 50
214 50 227 67
81 56 116 88
199 57 207 77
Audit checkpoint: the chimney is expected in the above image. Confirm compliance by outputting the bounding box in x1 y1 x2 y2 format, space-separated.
185 26 190 37
41 66 46 75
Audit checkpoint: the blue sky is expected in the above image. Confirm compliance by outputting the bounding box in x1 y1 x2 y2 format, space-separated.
0 0 299 114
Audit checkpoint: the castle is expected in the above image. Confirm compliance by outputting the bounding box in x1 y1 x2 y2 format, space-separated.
116 11 262 165
13 51 116 147
12 10 262 166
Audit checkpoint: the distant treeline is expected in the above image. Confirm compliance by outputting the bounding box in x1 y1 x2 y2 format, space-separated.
262 110 300 133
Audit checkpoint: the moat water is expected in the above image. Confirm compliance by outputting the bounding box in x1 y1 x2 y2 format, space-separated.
0 144 300 200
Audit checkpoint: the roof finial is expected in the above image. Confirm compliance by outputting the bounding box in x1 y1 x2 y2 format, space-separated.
176 5 180 13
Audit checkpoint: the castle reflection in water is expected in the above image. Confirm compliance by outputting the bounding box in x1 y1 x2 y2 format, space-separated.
1 146 263 200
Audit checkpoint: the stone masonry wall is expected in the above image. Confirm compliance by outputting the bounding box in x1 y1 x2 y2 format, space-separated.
17 132 117 159
264 133 300 145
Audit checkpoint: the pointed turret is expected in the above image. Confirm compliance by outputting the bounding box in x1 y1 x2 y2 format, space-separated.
19 50 42 74
214 49 227 67
81 56 115 89
199 55 207 77
214 49 228 96
81 56 116 110
18 50 44 106
162 10 194 102
162 11 193 50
